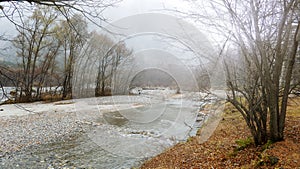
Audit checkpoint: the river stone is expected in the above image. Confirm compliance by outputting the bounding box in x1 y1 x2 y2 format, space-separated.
103 111 128 126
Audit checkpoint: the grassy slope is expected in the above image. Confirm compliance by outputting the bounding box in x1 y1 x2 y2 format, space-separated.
141 97 300 169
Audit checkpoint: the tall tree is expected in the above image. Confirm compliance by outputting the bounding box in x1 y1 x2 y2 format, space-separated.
89 32 132 96
56 14 88 99
222 0 299 144
182 0 299 145
13 6 60 102
72 31 132 97
92 33 114 97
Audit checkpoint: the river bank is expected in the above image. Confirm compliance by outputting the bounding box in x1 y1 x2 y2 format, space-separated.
141 97 300 168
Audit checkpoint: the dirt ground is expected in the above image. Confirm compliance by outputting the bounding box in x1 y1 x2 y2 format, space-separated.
141 97 300 169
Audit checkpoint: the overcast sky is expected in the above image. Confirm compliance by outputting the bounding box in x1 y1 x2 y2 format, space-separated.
106 0 190 19
0 0 224 43
0 1 175 55
0 1 200 50
0 0 223 67
0 0 191 35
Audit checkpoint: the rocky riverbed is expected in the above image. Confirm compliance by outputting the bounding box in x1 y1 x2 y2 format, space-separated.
0 111 86 156
0 91 221 168
0 103 145 168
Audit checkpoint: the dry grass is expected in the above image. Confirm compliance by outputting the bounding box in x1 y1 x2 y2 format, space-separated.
1 93 65 105
41 93 64 103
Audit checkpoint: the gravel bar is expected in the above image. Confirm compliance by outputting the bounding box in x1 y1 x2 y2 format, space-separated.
0 111 88 156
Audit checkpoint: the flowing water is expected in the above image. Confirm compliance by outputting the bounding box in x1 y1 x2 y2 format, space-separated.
0 91 207 169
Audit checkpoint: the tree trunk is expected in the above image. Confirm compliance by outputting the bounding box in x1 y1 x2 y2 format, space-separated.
278 21 300 139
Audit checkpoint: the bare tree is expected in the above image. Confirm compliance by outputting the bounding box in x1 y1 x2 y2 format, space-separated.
221 0 299 144
92 33 132 96
179 0 300 145
93 33 114 96
56 14 88 99
72 31 132 97
12 6 60 102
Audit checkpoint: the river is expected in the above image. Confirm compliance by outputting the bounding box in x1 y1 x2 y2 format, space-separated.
0 90 209 168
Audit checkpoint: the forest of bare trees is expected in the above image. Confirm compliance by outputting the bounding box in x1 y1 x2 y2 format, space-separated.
0 5 132 102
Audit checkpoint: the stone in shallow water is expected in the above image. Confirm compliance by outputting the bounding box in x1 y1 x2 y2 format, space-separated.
103 111 128 126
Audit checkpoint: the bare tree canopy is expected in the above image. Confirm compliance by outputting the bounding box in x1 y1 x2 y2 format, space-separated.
1 0 74 6
0 0 121 29
0 0 120 8
219 0 299 145
177 0 299 145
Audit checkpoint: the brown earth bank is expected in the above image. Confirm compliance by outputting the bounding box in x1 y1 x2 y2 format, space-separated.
141 97 300 169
